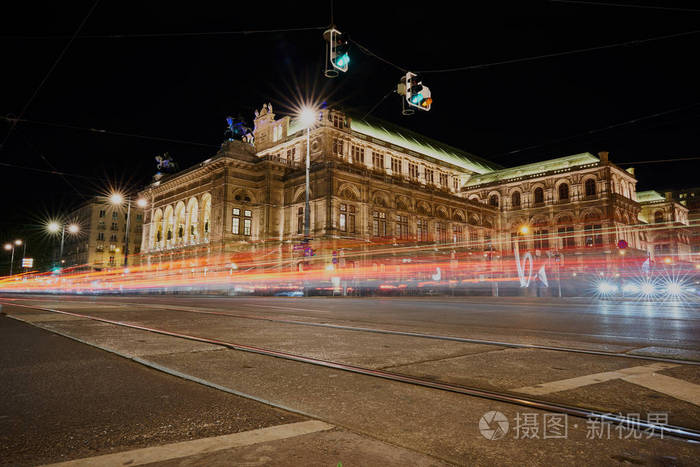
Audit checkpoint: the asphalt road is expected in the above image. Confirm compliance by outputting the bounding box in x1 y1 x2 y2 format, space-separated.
0 314 306 466
1 295 699 465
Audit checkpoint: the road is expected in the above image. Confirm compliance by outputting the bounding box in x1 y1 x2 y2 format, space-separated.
1 295 698 465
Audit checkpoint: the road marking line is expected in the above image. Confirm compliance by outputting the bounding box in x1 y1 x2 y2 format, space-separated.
41 420 333 467
513 363 679 396
621 372 700 406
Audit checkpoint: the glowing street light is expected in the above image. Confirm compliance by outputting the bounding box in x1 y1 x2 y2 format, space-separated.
109 192 148 267
297 105 319 241
519 225 530 235
47 221 79 268
3 239 23 275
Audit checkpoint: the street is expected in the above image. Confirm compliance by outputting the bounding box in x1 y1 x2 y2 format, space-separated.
1 295 698 465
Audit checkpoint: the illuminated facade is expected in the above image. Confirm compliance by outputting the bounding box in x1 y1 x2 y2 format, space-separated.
62 198 144 269
138 105 694 270
637 190 691 262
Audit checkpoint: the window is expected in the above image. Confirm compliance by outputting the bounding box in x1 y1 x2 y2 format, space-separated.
110 234 117 242
297 207 304 234
372 211 387 237
511 192 521 208
453 177 459 192
97 232 104 241
244 218 251 236
332 138 344 157
339 204 355 233
559 183 569 201
440 173 449 188
99 210 105 218
96 243 104 252
98 221 105 230
112 212 118 219
558 226 575 248
286 147 296 161
391 157 401 174
351 146 365 165
489 195 499 207
534 187 544 205
109 256 115 265
585 179 596 197
584 224 603 247
396 215 409 240
654 211 664 224
417 219 429 241
452 224 463 243
534 230 549 250
136 213 143 221
232 211 240 234
332 114 343 128
436 222 447 243
372 151 384 170
408 162 419 180
111 222 118 230
424 168 434 184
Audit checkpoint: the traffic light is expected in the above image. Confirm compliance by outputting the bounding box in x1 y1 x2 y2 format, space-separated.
402 72 432 111
325 28 350 73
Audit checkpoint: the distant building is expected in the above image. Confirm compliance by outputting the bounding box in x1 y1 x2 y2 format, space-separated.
62 197 144 269
637 190 692 262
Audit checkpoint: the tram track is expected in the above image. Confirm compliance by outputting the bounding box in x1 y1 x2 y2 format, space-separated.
2 300 700 443
133 302 700 366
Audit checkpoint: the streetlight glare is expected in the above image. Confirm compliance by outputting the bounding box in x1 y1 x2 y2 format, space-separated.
68 224 79 234
519 225 529 235
14 239 22 246
3 243 11 251
47 222 60 233
136 198 148 208
110 193 125 205
298 107 318 129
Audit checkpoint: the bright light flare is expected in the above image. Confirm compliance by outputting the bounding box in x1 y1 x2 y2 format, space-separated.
14 239 22 246
640 282 656 297
3 244 11 251
47 222 60 233
666 282 682 296
110 193 125 205
298 106 319 129
68 224 79 234
597 281 617 294
136 198 148 208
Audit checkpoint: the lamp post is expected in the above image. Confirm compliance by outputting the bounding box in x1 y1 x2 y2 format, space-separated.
3 239 22 276
298 107 318 241
110 193 147 267
48 222 79 267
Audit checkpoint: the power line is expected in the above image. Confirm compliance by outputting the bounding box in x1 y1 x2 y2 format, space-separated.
1 115 219 148
487 101 700 161
416 29 700 73
0 0 101 155
3 26 328 40
616 157 700 165
550 0 700 14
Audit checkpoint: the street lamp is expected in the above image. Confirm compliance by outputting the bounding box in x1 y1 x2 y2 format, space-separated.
47 222 79 267
110 192 147 267
298 106 319 241
3 239 22 276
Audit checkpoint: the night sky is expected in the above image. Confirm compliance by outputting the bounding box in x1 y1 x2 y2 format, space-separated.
2 1 699 264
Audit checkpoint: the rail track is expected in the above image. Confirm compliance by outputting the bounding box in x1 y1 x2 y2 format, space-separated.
2 299 699 443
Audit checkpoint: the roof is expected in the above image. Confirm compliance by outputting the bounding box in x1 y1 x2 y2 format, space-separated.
636 190 666 203
463 152 600 187
349 116 501 174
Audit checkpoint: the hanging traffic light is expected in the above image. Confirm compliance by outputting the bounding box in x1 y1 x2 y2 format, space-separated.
324 28 350 75
401 72 432 111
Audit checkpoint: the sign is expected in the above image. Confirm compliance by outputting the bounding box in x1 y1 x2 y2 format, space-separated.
21 258 33 268
617 239 628 249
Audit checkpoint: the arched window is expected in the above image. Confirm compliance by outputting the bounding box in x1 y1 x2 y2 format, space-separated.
534 187 544 205
558 183 569 201
654 211 664 224
489 195 499 207
511 192 521 208
585 179 596 197
297 207 304 234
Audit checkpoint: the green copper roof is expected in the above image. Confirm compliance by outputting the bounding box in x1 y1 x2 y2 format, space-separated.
636 190 665 203
464 152 600 187
349 117 500 174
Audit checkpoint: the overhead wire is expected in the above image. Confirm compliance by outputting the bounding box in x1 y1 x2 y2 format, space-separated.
0 0 101 155
550 0 700 14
